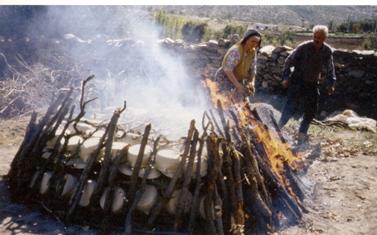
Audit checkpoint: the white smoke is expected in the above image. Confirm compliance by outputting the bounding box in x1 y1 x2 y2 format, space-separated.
35 6 210 139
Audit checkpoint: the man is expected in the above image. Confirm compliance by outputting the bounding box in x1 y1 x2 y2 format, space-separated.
278 25 336 145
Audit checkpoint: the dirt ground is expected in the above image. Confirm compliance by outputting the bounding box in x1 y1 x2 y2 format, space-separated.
0 114 376 235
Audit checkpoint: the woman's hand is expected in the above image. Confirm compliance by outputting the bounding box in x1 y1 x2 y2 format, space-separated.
236 83 248 96
245 81 255 96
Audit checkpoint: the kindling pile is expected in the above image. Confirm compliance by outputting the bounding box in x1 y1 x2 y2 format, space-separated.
8 76 306 235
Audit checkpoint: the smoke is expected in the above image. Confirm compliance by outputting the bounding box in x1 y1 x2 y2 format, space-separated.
23 6 210 139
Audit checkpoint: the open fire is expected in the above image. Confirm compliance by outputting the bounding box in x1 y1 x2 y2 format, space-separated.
7 76 306 234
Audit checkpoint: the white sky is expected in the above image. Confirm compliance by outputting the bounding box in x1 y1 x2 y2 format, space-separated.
0 0 376 5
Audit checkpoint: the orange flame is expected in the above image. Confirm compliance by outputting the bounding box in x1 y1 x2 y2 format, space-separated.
203 79 233 108
204 78 302 201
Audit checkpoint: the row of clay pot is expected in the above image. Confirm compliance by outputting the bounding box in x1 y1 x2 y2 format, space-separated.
36 171 209 217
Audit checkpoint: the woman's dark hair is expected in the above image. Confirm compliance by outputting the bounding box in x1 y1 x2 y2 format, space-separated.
241 29 262 48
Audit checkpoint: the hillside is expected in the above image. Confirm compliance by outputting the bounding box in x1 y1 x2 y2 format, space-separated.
149 6 377 27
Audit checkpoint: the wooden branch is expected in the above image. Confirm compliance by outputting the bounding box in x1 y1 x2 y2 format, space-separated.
72 75 97 136
174 129 199 231
27 103 74 191
202 111 214 134
241 134 271 208
217 100 231 141
65 113 111 222
124 135 161 234
205 134 224 235
230 147 245 235
209 109 225 138
128 123 151 204
269 110 287 144
283 162 305 204
8 111 37 192
91 106 126 206
147 120 196 226
221 144 237 232
16 92 72 193
250 145 302 226
29 105 76 198
188 133 205 234
100 154 123 232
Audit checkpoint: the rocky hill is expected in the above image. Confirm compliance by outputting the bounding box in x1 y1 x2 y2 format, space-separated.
149 6 377 27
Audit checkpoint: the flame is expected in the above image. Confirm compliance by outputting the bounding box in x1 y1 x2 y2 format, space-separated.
204 79 233 108
203 78 303 201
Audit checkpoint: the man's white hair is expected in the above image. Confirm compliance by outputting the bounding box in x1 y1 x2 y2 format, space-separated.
312 25 329 37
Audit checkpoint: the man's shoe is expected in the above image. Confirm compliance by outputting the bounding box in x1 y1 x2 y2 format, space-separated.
297 132 309 145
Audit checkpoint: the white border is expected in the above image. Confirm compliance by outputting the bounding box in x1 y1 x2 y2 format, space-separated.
0 0 376 5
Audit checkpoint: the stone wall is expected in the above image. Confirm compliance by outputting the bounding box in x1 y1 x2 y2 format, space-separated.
160 38 377 119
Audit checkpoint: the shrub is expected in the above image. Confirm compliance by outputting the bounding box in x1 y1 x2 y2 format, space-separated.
181 21 208 43
223 24 247 39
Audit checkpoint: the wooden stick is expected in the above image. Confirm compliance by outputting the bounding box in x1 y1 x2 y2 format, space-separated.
251 145 302 224
128 123 151 204
147 120 196 226
22 94 74 196
217 100 231 141
241 134 271 208
100 153 124 232
124 135 161 234
188 133 205 234
174 129 199 231
221 144 237 232
65 112 111 222
230 147 245 235
91 104 126 205
214 184 225 235
209 109 225 138
268 110 287 144
205 134 224 235
283 162 305 204
8 111 37 178
14 93 67 193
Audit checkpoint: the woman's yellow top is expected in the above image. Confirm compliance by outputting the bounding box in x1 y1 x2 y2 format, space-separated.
221 42 256 82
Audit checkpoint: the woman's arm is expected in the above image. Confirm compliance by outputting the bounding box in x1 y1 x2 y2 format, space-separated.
223 67 247 95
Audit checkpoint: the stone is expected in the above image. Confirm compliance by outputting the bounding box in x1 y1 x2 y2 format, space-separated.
259 45 275 56
207 40 218 48
229 34 240 44
272 46 292 54
262 81 269 88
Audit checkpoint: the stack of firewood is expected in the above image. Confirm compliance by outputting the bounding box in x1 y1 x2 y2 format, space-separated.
7 76 305 235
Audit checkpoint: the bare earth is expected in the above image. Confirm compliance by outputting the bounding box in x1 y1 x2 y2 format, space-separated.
0 115 376 235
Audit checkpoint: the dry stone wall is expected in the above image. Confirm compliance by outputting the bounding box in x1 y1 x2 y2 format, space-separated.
160 38 377 119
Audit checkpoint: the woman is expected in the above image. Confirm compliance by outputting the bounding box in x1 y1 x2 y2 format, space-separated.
214 29 262 99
